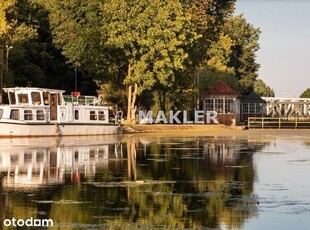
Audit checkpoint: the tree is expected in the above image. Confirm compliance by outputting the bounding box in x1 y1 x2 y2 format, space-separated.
36 0 108 93
253 79 274 97
0 0 14 38
223 15 261 95
102 0 198 122
300 88 310 98
181 0 236 67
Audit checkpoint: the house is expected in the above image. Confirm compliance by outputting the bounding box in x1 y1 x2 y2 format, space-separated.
203 80 240 126
241 91 266 121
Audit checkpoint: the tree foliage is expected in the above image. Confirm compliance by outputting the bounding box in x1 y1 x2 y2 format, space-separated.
182 0 236 67
0 0 269 120
102 0 198 91
300 88 310 98
223 15 261 94
101 0 199 121
254 79 275 97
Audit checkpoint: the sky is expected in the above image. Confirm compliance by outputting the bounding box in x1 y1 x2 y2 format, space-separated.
235 0 310 97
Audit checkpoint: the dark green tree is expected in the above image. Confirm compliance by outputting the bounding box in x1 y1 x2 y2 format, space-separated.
300 88 310 98
0 0 74 92
254 79 274 97
224 15 261 95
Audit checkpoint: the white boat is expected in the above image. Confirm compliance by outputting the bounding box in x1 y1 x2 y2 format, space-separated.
0 87 123 137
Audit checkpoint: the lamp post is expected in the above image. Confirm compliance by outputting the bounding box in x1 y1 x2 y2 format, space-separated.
0 49 3 104
74 63 77 92
6 45 13 78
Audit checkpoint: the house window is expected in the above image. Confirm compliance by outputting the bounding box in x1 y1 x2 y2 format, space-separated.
36 110 45 120
90 111 97 120
249 104 256 113
205 99 214 111
242 104 249 114
257 104 263 113
214 99 224 113
225 99 234 113
10 109 20 120
24 110 33 120
98 111 106 120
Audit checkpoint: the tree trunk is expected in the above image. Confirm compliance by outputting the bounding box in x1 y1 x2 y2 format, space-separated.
127 84 132 121
126 64 138 123
130 83 138 123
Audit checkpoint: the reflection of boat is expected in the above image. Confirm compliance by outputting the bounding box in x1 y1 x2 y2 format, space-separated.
0 136 123 190
0 87 123 137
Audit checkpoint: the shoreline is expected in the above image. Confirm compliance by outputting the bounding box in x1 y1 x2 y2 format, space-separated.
123 124 310 138
124 124 244 133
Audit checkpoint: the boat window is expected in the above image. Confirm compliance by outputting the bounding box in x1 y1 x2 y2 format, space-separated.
10 109 20 120
43 92 49 105
9 92 16 104
90 111 97 120
31 92 41 105
98 111 106 121
0 109 3 119
58 93 62 105
36 110 45 120
18 94 29 104
75 110 79 120
24 110 33 120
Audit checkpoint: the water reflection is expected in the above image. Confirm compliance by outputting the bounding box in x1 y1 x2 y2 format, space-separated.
0 135 267 229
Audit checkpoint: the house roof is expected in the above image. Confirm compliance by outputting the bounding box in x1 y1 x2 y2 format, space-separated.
204 80 239 96
242 91 266 103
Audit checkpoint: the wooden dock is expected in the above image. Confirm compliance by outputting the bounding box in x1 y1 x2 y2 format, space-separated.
247 117 310 129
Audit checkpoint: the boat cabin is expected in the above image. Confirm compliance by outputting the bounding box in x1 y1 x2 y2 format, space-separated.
0 87 112 124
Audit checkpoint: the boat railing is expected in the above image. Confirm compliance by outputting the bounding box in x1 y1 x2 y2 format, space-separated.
63 95 98 105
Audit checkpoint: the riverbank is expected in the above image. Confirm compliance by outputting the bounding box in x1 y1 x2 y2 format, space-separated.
123 124 310 138
124 124 244 133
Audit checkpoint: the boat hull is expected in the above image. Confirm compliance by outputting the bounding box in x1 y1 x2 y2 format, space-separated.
0 121 122 137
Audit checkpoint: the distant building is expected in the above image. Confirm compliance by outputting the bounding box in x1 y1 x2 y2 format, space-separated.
203 80 310 126
262 97 310 117
241 91 266 121
203 80 240 126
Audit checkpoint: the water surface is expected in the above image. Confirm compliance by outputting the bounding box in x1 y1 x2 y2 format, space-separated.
0 133 309 229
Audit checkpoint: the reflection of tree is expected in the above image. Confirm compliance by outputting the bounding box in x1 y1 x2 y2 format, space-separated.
0 135 267 229
127 141 137 181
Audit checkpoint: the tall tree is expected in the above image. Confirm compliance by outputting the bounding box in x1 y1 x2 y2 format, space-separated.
37 0 110 93
102 0 198 122
223 15 261 94
181 0 236 67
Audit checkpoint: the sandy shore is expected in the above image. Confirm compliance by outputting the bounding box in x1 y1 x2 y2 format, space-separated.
123 124 310 138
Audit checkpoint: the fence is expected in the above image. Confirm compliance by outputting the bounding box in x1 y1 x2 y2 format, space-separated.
247 117 310 129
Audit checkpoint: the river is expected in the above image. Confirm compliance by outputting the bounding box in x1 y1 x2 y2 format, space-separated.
0 131 309 229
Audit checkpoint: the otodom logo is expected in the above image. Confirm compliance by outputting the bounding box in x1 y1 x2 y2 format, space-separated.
3 217 53 228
